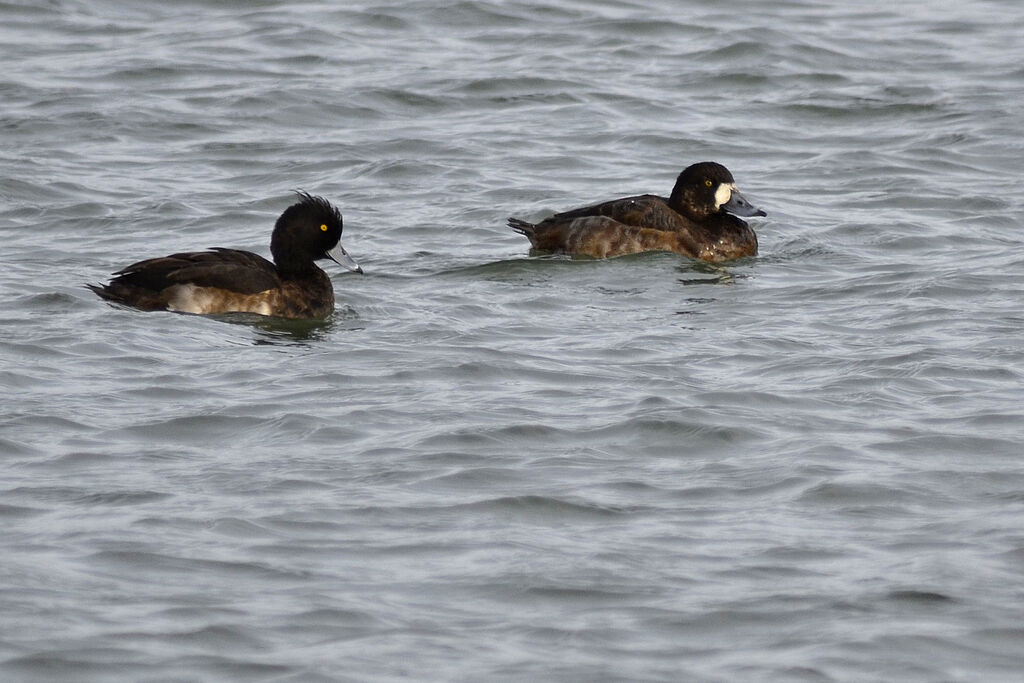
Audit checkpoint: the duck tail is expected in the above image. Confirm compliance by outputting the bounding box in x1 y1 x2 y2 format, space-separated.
85 282 116 301
508 217 538 246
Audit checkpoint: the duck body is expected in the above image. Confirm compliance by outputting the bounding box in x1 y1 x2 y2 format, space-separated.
90 248 337 318
88 193 361 320
509 162 765 262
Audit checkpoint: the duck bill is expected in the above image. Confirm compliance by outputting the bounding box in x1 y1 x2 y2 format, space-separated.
722 188 767 217
327 242 363 273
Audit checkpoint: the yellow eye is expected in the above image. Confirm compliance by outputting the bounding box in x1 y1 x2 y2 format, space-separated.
320 224 328 232
704 179 713 187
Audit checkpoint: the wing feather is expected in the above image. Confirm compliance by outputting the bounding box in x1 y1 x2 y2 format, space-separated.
112 249 279 294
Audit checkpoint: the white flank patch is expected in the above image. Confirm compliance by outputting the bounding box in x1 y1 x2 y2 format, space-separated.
166 284 211 314
714 183 737 209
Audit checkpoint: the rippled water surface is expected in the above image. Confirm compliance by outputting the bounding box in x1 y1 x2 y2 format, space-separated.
3 0 1024 680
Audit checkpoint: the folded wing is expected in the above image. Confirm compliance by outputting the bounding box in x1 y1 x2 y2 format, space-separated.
109 249 279 295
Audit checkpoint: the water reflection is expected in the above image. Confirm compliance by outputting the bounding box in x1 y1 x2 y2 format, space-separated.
211 309 361 345
676 259 747 286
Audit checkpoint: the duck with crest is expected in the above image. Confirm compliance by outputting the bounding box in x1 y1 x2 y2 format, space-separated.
88 192 362 319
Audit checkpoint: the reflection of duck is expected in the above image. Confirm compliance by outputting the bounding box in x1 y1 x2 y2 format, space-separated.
509 162 765 261
88 192 362 319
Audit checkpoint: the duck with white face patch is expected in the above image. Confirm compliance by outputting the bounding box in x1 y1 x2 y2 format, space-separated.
509 161 766 262
716 181 766 217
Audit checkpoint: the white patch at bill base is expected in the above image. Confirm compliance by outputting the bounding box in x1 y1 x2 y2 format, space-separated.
714 183 737 210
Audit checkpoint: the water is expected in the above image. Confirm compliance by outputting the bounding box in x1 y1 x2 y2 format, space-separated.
2 0 1024 679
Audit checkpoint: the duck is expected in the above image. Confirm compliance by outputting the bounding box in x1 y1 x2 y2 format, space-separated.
88 192 362 319
508 161 766 261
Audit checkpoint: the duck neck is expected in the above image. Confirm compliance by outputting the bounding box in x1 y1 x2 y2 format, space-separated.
271 232 319 278
274 254 321 279
278 260 321 278
668 185 713 221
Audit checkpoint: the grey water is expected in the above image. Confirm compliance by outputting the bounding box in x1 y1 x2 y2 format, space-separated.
2 0 1024 680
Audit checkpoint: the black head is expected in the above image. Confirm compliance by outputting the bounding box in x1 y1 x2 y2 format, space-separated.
271 192 360 274
668 162 766 220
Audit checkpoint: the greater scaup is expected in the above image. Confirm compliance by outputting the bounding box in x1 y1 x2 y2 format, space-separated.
508 161 766 261
88 192 362 319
